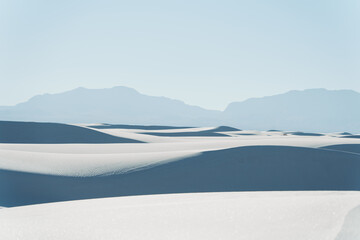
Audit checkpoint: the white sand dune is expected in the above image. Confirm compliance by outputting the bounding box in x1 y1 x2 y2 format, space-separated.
1 122 360 207
1 121 360 239
336 205 360 239
0 192 359 240
1 144 360 207
0 148 201 176
0 128 359 176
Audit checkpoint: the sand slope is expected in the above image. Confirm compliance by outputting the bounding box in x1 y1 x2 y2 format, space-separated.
0 121 143 143
1 122 360 207
1 122 360 239
0 192 359 240
1 145 360 207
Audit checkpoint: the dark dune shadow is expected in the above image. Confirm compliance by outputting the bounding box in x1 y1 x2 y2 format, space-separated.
1 146 360 207
339 132 353 136
142 131 228 137
320 144 360 154
90 124 194 130
141 126 239 137
342 135 360 139
0 121 143 144
288 132 324 136
267 130 282 132
236 133 256 136
212 126 240 132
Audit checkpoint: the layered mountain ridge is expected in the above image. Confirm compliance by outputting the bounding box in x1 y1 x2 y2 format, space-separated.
1 87 359 132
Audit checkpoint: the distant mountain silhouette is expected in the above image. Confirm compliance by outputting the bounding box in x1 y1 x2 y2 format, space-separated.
1 87 360 132
0 86 220 126
223 89 360 133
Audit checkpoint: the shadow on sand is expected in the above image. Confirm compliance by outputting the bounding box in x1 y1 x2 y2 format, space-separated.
90 124 195 130
287 132 324 136
320 144 360 154
141 126 240 137
342 135 360 139
0 121 143 144
1 145 360 207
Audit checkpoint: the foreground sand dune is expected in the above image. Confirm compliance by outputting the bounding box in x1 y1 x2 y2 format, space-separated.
1 121 360 239
0 192 359 240
1 145 360 207
1 122 360 207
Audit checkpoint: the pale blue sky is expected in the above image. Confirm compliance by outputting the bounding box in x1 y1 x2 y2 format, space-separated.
1 0 359 110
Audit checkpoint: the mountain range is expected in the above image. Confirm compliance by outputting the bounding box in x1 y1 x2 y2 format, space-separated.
1 87 359 133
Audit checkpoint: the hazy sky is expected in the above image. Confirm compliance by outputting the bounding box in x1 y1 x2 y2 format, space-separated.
1 0 359 110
